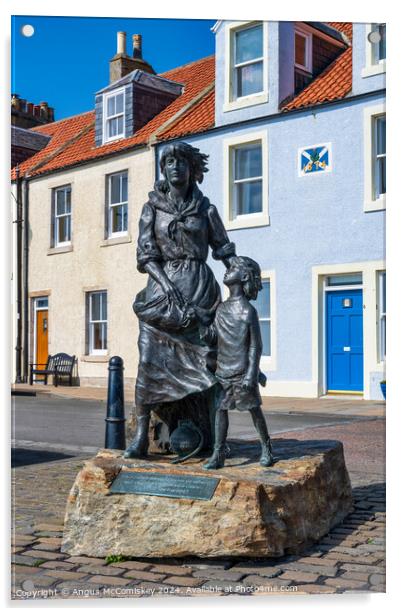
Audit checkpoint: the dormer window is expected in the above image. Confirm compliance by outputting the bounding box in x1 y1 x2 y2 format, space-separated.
223 21 268 112
294 27 312 72
234 23 264 98
373 23 386 63
103 88 125 143
363 23 386 78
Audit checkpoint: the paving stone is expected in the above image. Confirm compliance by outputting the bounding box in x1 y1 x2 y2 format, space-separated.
192 568 245 581
297 557 340 567
109 560 151 571
35 531 63 538
77 565 126 576
39 570 88 580
297 584 336 594
181 558 232 569
339 571 370 582
324 577 368 590
40 561 76 571
13 534 36 542
34 524 64 532
333 554 382 565
65 556 106 565
14 574 57 589
124 570 166 582
34 537 62 546
88 575 131 586
13 564 42 574
279 571 319 583
31 543 60 552
13 538 35 547
163 576 204 587
370 585 386 592
228 565 283 578
341 563 385 574
22 550 66 561
281 562 338 577
12 554 40 566
151 564 193 576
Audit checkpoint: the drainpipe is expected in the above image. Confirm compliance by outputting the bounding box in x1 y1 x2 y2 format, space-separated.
22 175 30 382
14 167 23 382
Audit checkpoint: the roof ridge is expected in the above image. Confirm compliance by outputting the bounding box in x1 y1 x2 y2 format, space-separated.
160 54 214 77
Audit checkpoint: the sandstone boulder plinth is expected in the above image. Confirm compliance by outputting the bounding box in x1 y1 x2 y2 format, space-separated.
61 438 353 558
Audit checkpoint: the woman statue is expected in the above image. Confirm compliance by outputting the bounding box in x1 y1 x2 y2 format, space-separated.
124 142 236 458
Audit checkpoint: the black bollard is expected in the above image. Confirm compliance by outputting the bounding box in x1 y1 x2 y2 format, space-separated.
105 356 126 450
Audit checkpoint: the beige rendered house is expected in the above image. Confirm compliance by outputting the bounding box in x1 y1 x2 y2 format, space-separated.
11 33 215 387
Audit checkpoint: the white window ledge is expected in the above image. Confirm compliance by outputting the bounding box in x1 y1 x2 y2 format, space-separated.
47 244 73 255
364 196 386 213
361 61 386 79
100 234 132 247
81 355 110 363
225 213 270 231
223 92 269 113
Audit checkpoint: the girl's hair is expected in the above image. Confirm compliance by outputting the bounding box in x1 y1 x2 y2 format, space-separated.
231 256 263 300
159 142 209 189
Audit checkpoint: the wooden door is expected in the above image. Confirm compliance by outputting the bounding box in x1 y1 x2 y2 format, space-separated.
36 310 49 367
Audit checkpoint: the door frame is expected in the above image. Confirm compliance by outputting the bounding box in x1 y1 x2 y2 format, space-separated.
312 260 385 400
33 296 49 366
324 283 363 394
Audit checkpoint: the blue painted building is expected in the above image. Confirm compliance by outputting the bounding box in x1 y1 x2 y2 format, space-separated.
155 21 386 400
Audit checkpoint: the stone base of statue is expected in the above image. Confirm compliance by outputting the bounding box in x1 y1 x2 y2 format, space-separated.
61 438 353 559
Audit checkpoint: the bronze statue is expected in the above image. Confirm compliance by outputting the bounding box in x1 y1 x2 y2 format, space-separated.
124 143 236 458
201 256 274 469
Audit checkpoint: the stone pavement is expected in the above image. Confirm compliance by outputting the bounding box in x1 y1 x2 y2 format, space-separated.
12 383 385 417
11 419 385 601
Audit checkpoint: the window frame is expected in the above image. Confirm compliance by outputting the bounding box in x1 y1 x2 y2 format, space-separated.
224 21 269 112
259 270 276 371
106 170 128 238
87 291 108 356
364 104 386 212
52 185 72 247
377 271 386 362
103 87 125 144
223 130 269 230
362 23 386 78
294 26 313 73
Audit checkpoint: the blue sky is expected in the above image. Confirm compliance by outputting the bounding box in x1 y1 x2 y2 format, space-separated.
11 15 216 120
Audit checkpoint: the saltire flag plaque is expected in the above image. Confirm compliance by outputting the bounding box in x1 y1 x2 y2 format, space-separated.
298 143 332 176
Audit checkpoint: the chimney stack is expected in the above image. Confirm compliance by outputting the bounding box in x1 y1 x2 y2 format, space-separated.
117 31 126 55
132 34 142 59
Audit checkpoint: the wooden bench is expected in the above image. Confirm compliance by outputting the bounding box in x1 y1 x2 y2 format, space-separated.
29 353 76 387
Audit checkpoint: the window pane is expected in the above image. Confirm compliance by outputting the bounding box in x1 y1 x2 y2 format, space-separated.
295 33 306 66
117 115 124 136
121 173 128 202
235 25 263 64
380 316 386 359
100 292 107 321
327 273 362 286
65 188 71 213
108 117 117 138
91 293 101 321
376 116 386 155
93 322 107 350
235 181 262 215
111 205 123 233
235 145 262 180
110 174 121 204
236 61 263 97
56 189 66 215
379 24 386 60
381 273 386 312
260 320 271 356
251 281 270 318
376 157 386 196
115 93 124 114
57 215 70 243
122 203 128 231
107 96 115 118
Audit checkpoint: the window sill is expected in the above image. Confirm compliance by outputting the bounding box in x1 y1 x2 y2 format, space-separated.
47 245 73 255
223 92 268 113
81 355 110 363
361 62 386 78
364 197 386 212
100 234 132 248
225 214 270 231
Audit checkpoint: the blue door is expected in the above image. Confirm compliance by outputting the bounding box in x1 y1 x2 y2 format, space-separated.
326 289 363 392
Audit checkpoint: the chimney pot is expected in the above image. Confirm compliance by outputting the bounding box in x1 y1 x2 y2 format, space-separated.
133 34 142 59
117 31 126 55
26 102 34 114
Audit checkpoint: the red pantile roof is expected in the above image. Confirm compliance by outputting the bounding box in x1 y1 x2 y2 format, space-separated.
12 23 354 178
282 22 352 112
12 55 215 179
